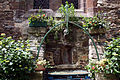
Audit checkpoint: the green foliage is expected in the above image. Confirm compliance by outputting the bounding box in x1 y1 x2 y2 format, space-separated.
82 12 110 30
47 16 65 40
28 10 47 24
59 1 79 22
59 1 75 17
104 37 120 74
0 34 36 80
86 38 120 79
85 59 109 79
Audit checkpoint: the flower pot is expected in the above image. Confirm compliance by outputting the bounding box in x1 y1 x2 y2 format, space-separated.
35 64 45 71
89 28 106 35
29 21 47 27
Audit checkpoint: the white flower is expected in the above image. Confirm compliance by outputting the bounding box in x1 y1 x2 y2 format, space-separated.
2 48 6 51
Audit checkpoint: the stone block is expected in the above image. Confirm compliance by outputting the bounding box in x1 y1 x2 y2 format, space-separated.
4 20 14 26
30 71 43 80
4 11 13 20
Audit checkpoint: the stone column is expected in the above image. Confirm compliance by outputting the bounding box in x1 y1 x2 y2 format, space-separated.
86 0 97 17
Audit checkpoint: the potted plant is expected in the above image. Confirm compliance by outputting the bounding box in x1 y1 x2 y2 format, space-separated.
85 59 115 80
28 13 47 27
82 13 110 35
86 38 120 80
35 59 51 71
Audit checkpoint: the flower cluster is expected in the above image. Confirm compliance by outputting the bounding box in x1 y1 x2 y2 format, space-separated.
28 13 46 23
85 59 109 78
82 13 110 30
37 59 52 68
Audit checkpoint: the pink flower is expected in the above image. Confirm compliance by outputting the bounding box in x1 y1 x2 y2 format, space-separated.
92 66 95 70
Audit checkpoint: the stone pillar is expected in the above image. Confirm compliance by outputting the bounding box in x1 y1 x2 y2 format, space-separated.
86 0 97 16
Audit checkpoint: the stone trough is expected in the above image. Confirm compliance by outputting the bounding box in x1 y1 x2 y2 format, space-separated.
43 68 90 80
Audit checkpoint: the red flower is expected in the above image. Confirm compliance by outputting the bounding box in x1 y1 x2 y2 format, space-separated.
89 21 92 24
92 66 95 70
43 14 45 17
92 23 95 25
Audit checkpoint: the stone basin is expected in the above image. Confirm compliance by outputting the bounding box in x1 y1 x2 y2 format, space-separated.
48 70 89 75
44 69 90 80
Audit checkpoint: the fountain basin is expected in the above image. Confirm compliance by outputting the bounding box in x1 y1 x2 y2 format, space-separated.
43 69 90 80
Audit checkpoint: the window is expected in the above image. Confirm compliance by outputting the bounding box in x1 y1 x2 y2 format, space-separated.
62 0 78 9
33 0 86 13
33 0 49 9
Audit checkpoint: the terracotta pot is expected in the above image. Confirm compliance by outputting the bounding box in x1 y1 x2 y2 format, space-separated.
35 64 45 71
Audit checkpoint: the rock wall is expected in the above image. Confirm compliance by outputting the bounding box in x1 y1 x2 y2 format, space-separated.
89 0 120 60
0 0 21 40
20 20 46 60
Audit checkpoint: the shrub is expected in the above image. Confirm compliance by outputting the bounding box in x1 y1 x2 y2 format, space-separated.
104 37 120 75
0 33 36 80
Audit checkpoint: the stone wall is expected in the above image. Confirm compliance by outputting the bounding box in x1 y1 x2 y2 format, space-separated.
18 19 89 69
89 0 120 60
20 20 46 60
0 0 21 40
97 0 120 29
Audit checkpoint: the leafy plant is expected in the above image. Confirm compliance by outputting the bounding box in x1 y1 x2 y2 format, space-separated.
0 33 36 80
59 1 75 17
86 38 120 79
82 12 110 30
104 37 120 75
85 59 109 79
47 16 65 40
59 1 79 22
28 10 47 24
